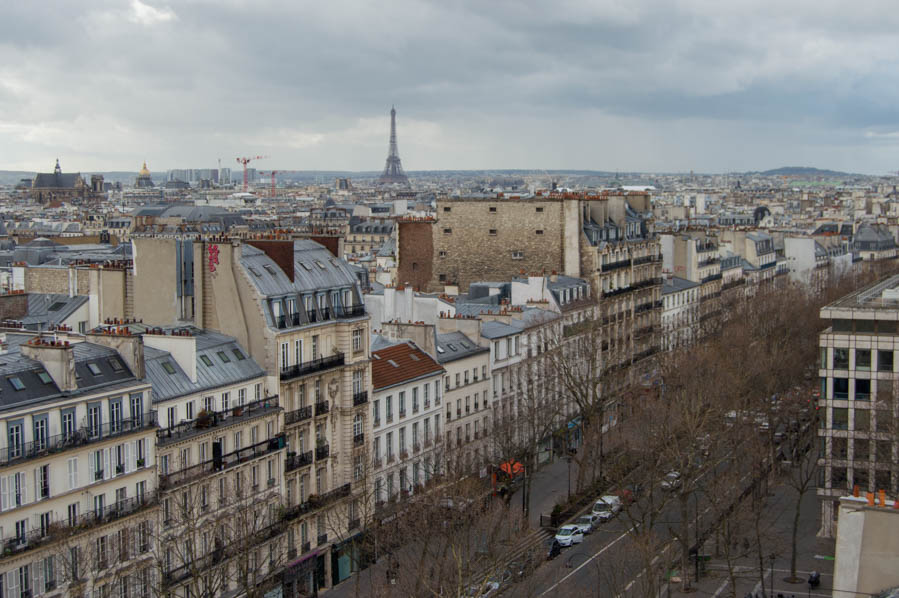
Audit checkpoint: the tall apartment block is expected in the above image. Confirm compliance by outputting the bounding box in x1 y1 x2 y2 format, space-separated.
128 236 373 592
818 275 899 537
416 191 662 375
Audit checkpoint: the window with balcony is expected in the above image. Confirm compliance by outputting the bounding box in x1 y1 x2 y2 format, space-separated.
399 392 406 417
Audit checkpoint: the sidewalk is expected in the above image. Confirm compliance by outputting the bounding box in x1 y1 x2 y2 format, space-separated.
514 426 630 529
664 474 834 597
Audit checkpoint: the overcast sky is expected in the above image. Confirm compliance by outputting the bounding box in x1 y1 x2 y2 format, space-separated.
2 0 899 174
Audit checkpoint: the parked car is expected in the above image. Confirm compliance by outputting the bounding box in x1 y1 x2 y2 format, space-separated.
554 524 584 547
614 487 636 505
546 538 562 560
661 471 682 491
463 581 500 598
592 495 622 521
574 513 600 534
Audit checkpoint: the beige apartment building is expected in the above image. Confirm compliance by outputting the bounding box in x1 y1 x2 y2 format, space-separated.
0 333 157 597
128 236 372 592
423 191 661 384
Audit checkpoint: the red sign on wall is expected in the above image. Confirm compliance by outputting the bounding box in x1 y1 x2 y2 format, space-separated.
208 244 220 273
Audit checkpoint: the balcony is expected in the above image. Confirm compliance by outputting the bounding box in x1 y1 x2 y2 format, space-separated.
279 353 345 382
632 255 661 266
701 272 723 284
281 484 352 522
274 305 362 329
601 259 631 272
315 401 330 417
3 492 158 557
285 451 313 473
159 434 286 490
159 398 279 446
285 405 313 426
353 391 369 406
1 412 158 468
315 444 330 460
353 433 365 448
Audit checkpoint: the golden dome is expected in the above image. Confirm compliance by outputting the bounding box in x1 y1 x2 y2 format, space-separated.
139 161 151 177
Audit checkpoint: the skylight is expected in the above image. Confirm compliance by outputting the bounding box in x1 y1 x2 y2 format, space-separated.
161 361 176 375
37 371 52 384
232 349 246 361
108 358 124 372
436 346 445 353
248 267 261 277
387 359 399 368
216 351 231 364
48 301 66 312
8 377 24 391
300 262 312 271
315 261 326 270
86 363 102 376
409 354 420 361
460 341 470 349
200 355 214 367
263 264 277 275
447 344 457 351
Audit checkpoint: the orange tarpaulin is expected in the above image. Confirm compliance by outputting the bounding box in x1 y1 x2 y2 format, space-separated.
500 460 524 477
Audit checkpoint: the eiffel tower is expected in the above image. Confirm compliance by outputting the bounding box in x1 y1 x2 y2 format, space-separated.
378 106 410 186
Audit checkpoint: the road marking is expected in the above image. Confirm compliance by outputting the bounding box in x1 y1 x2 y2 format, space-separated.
539 525 636 595
711 578 730 597
814 554 835 561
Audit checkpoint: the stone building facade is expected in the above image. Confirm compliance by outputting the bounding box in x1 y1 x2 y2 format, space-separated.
428 196 565 292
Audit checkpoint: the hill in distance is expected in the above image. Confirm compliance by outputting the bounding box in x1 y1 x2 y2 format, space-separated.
759 166 851 177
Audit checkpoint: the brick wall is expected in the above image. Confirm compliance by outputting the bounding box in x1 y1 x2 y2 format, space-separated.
428 197 564 292
24 267 90 295
0 293 28 321
397 220 434 291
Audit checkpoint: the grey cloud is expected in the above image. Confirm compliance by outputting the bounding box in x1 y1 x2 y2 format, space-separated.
1 0 899 173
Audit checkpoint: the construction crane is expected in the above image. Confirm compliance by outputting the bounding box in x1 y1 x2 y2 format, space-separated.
259 171 280 197
236 155 268 192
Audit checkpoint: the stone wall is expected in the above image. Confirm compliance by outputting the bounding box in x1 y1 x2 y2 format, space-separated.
24 267 90 295
428 197 564 292
397 220 434 292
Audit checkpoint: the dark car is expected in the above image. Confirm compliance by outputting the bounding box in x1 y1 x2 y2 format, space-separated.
546 539 561 560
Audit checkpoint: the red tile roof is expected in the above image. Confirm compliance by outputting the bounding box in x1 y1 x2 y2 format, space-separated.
372 342 444 391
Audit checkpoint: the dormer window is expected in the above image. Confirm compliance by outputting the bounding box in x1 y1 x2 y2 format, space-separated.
200 355 214 367
8 376 24 391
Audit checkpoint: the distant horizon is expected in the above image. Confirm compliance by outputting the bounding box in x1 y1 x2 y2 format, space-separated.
0 165 880 178
2 2 899 175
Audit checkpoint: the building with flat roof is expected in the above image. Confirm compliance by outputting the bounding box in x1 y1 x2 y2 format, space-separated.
817 274 899 537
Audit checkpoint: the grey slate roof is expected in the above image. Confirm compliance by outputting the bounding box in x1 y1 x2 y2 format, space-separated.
240 240 359 298
144 328 263 403
435 332 487 363
18 294 88 330
0 337 139 412
662 276 700 295
33 172 82 189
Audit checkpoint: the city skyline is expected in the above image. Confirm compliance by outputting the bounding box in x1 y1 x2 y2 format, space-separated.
2 1 899 174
